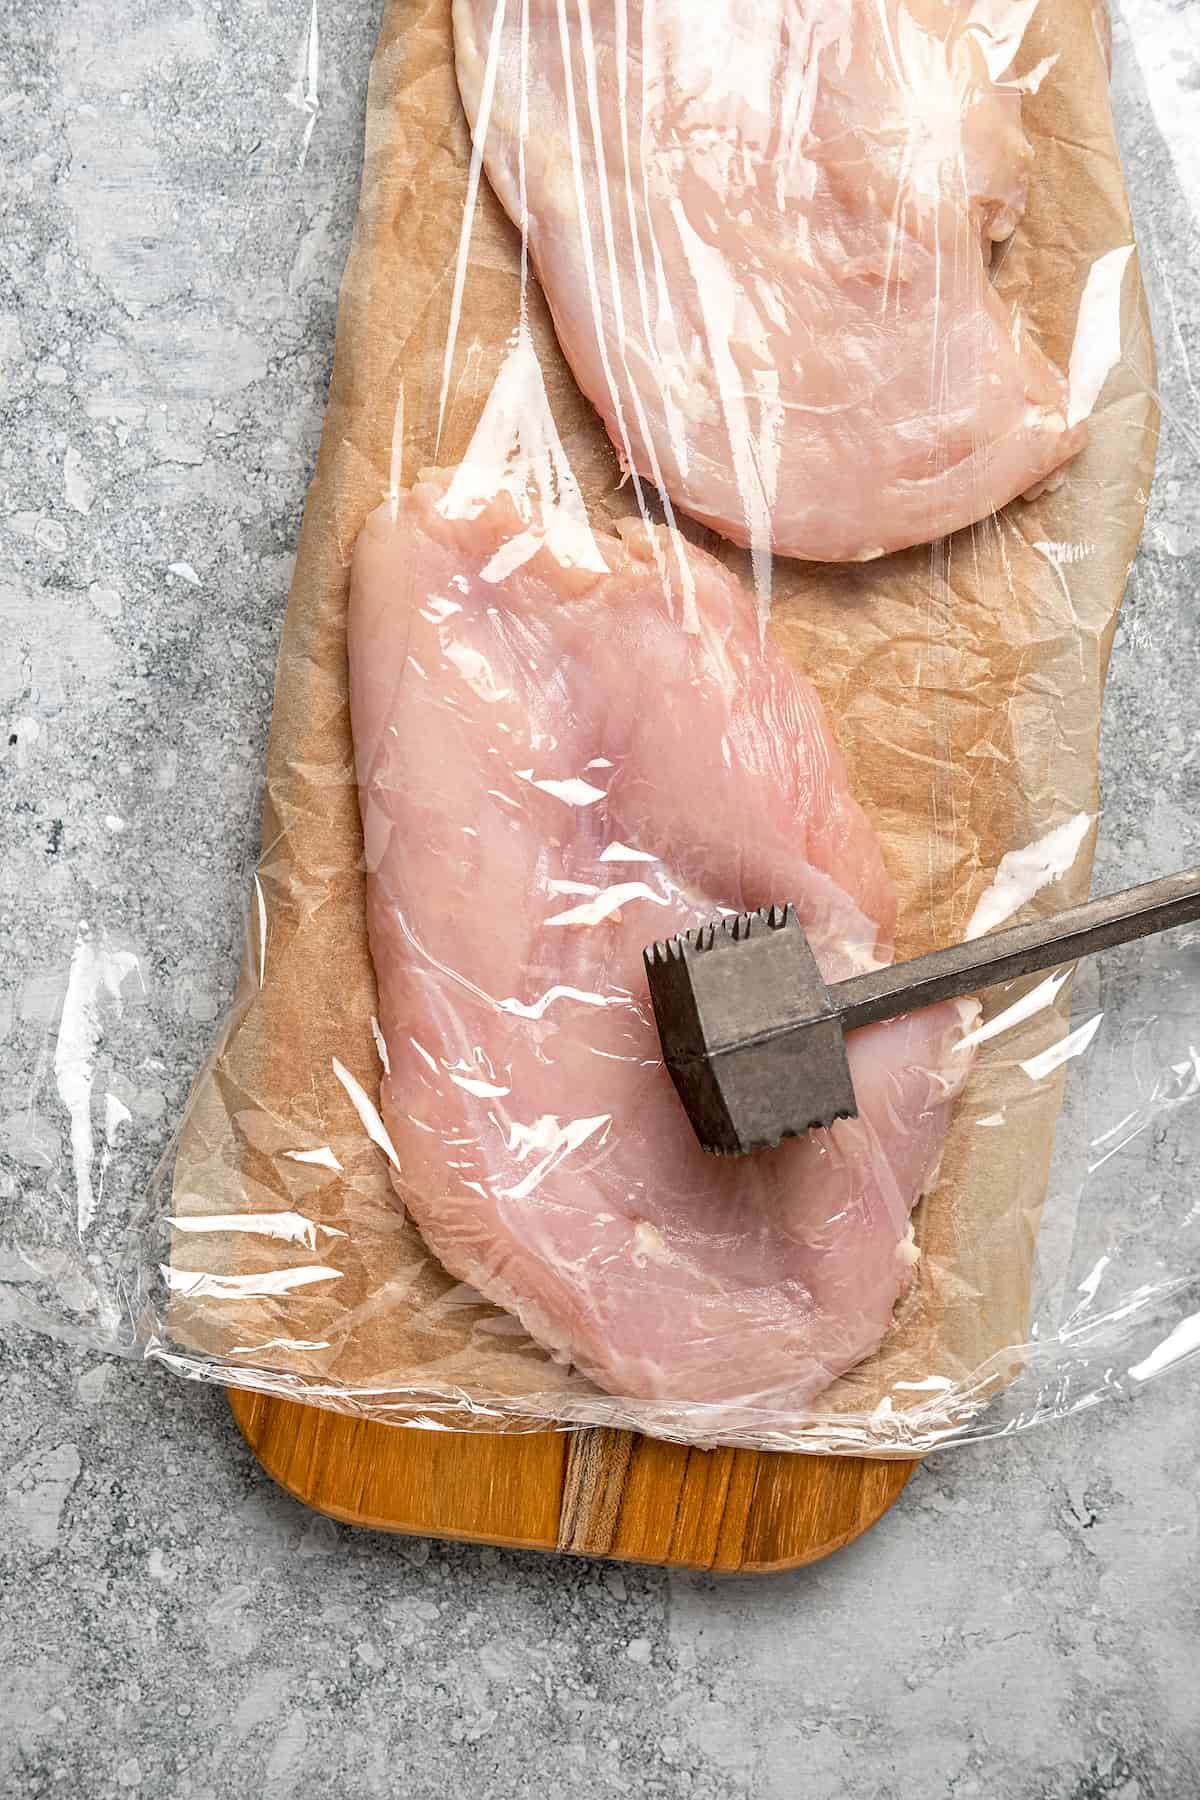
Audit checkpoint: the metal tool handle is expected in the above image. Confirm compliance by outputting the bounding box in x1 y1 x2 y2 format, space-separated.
832 864 1200 1033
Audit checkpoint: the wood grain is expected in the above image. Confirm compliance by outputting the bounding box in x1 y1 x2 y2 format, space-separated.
229 1390 913 1571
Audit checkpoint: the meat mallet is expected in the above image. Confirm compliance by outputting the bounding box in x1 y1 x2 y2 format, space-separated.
643 866 1200 1156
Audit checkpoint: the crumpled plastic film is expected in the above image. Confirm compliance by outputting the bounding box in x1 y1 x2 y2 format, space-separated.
5 0 1199 1455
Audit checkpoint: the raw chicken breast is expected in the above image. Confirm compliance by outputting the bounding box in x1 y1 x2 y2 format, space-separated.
349 473 974 1412
453 0 1084 564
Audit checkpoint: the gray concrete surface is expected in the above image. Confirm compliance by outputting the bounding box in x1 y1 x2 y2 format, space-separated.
1 1 1198 1795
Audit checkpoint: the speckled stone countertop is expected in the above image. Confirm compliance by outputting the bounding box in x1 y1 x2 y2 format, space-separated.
2 3 1199 1795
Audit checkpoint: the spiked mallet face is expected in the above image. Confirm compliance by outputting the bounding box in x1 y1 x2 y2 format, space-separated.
643 906 856 1156
644 867 1200 1156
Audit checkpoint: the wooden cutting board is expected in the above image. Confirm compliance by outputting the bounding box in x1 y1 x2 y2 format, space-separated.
229 1391 913 1570
210 0 1146 1569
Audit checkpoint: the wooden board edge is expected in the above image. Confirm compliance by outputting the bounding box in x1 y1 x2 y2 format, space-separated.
228 1388 916 1573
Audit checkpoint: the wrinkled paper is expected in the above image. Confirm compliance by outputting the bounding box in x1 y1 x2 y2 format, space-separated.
166 0 1158 1451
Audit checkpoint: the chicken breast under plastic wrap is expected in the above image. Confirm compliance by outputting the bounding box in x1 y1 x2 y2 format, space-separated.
349 472 975 1414
453 0 1084 564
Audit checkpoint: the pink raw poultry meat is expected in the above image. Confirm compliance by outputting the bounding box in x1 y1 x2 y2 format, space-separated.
349 472 974 1412
453 0 1085 564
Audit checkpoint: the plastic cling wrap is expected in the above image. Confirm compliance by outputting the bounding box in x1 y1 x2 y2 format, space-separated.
6 0 1200 1454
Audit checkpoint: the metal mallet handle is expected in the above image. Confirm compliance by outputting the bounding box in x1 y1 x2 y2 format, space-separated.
833 864 1200 1032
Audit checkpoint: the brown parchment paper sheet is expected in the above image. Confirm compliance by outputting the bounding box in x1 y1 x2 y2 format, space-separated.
166 0 1159 1448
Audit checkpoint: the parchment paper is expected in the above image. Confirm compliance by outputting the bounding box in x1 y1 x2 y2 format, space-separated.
166 0 1159 1450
